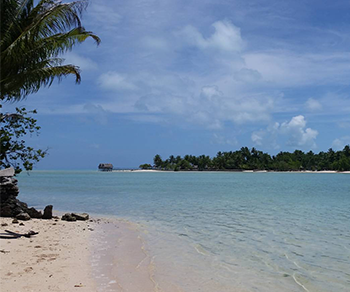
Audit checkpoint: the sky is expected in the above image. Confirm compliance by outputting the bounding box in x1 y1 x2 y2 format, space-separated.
2 0 350 169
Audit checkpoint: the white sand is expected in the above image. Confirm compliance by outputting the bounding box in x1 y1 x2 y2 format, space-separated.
0 216 95 292
129 169 168 172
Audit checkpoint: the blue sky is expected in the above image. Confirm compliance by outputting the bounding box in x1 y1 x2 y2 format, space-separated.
3 0 350 169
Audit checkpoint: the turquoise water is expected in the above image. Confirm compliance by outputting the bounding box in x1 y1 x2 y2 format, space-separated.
18 171 350 291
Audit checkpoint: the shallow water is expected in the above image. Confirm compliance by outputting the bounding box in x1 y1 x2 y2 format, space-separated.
18 171 350 291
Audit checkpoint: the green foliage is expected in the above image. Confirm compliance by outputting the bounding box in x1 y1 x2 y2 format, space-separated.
0 0 101 101
145 146 350 172
0 107 47 174
139 163 152 170
153 154 163 168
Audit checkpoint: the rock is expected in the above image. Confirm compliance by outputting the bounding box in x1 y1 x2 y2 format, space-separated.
12 218 18 224
61 213 76 222
71 213 89 221
0 167 15 177
0 168 53 220
27 207 42 219
19 223 24 226
42 205 53 219
16 212 31 221
0 169 27 218
1 223 8 227
0 178 20 201
0 206 13 217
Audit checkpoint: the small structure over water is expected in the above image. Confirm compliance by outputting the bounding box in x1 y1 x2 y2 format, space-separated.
98 163 113 171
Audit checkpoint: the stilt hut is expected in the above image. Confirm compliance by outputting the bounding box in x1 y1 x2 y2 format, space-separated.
98 163 113 171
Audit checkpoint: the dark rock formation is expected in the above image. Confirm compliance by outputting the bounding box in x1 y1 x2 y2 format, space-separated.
0 167 43 219
27 207 43 219
61 213 77 221
71 213 89 221
42 205 53 219
0 176 19 200
16 212 31 221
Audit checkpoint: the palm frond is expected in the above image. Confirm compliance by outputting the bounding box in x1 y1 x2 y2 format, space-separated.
2 61 81 101
0 0 99 101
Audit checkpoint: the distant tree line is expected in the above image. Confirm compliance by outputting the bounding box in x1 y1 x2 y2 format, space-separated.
140 146 350 171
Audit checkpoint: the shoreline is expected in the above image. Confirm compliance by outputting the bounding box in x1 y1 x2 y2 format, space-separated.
0 214 178 292
115 169 350 174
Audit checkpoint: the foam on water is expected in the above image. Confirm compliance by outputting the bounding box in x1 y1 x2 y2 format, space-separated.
18 171 350 291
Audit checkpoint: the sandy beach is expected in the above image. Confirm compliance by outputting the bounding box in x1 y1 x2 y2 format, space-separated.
0 215 166 292
0 216 96 291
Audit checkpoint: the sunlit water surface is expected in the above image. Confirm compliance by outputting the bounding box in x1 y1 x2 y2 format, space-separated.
18 171 350 292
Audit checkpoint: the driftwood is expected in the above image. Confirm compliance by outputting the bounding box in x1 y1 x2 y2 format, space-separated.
0 230 39 239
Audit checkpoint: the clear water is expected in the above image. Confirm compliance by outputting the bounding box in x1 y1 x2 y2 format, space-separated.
17 171 350 292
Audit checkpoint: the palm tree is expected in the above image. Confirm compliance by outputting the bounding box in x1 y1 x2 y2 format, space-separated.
0 0 100 101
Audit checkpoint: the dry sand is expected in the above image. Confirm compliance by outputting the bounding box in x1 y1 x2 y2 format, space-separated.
0 216 95 292
0 215 176 292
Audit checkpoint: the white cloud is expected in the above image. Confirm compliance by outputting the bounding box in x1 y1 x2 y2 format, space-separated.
251 122 280 149
244 52 350 87
280 115 318 148
92 20 287 129
82 103 108 125
64 53 98 71
252 116 318 149
332 136 350 150
177 20 245 53
135 93 189 115
305 98 322 111
127 114 166 124
318 93 350 114
134 83 275 129
98 72 138 91
212 133 238 146
196 85 275 125
233 68 262 83
208 21 245 52
251 131 264 146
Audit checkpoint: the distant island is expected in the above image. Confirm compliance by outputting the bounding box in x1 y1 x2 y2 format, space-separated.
140 146 350 172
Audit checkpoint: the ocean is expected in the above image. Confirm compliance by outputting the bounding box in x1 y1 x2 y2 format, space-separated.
17 171 350 292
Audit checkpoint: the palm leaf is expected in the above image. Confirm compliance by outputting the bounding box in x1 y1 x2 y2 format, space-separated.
0 0 100 101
